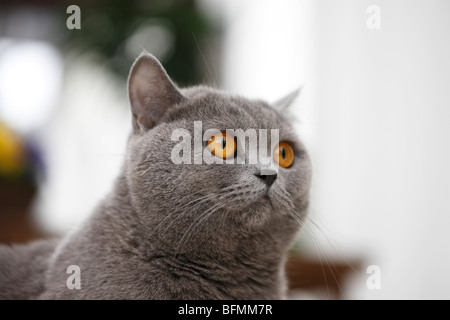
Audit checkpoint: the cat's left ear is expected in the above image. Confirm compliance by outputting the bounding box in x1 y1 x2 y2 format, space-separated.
272 88 302 111
128 51 186 133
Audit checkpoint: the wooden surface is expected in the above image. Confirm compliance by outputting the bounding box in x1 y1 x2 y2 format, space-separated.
0 181 44 244
286 254 361 299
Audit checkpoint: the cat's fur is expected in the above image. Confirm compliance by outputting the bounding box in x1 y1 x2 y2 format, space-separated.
0 52 311 299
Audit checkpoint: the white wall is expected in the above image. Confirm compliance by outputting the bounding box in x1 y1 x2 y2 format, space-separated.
219 0 450 299
34 55 131 234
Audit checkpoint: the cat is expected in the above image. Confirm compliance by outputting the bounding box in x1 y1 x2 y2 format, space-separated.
0 52 311 299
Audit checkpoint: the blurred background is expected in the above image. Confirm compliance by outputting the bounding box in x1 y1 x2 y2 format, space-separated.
1 0 449 299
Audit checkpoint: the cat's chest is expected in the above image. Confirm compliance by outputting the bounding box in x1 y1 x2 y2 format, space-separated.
134 256 283 299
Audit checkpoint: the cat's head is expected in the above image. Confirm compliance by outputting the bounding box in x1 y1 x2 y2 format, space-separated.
124 52 311 254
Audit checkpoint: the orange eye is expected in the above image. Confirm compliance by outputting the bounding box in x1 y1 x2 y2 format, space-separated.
208 132 236 159
274 142 294 168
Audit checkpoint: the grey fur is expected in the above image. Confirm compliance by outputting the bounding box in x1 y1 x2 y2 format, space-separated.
0 53 311 300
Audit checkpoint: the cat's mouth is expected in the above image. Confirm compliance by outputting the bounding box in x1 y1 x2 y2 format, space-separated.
260 193 273 207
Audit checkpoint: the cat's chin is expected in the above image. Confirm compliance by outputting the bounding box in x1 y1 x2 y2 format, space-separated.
234 197 275 229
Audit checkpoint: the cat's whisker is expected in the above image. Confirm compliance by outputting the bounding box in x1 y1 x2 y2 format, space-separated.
288 212 304 226
193 33 215 86
150 192 222 242
176 201 225 247
172 193 223 221
175 200 227 256
271 186 295 212
293 210 352 299
310 227 348 300
297 223 333 298
135 166 152 178
205 36 219 88
175 202 227 256
175 192 218 210
165 188 219 208
304 210 362 276
156 193 219 236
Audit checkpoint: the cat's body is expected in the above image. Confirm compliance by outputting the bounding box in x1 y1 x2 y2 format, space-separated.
0 54 311 299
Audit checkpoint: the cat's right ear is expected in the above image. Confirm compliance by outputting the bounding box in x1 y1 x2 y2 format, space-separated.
128 51 186 133
272 88 302 112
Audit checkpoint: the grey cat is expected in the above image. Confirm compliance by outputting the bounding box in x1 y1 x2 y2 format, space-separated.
0 52 311 299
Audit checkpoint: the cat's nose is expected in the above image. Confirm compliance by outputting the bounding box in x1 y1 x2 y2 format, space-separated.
255 173 277 187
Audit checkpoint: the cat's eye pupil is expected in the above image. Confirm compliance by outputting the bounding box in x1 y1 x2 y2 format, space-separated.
274 142 294 168
208 132 236 159
281 147 286 159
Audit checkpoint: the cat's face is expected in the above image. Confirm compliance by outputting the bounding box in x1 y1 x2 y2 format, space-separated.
125 52 310 252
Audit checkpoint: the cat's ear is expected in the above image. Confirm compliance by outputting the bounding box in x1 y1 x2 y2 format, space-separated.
128 51 186 133
272 87 302 112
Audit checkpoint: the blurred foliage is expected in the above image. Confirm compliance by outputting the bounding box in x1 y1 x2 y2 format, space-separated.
0 122 40 185
0 122 24 176
65 0 214 85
